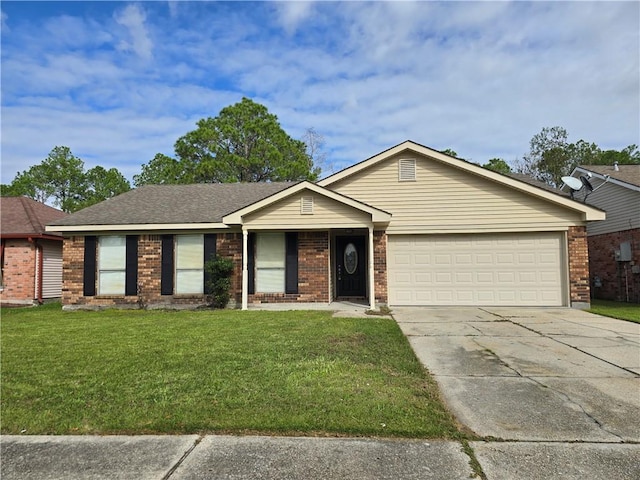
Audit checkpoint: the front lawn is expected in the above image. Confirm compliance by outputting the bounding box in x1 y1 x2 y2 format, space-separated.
588 299 640 323
0 304 461 438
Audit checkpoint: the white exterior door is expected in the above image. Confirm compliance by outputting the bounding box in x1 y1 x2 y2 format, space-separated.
388 233 565 306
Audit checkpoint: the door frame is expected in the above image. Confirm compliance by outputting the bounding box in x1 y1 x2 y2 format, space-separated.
332 231 368 300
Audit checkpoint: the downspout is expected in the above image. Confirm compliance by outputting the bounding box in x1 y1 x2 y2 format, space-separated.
37 241 44 304
31 238 43 304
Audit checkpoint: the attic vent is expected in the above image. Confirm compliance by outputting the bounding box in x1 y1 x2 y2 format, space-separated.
398 158 416 182
301 196 314 214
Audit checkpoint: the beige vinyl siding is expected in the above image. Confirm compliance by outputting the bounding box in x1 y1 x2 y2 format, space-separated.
41 240 63 299
329 153 583 233
583 183 639 236
243 193 371 229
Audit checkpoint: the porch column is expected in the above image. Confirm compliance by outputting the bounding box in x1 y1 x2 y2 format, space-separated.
242 228 248 310
368 225 375 310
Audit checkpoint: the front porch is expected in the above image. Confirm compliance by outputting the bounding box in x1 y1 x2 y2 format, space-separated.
238 228 388 311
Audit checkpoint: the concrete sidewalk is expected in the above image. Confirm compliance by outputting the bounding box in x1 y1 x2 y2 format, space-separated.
2 434 639 480
1 435 473 480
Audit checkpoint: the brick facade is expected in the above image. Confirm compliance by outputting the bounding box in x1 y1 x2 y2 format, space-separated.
61 231 334 309
567 226 591 307
373 231 388 304
249 231 330 304
587 228 640 303
0 239 37 304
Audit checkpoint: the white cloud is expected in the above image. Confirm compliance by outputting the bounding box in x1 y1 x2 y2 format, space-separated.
273 1 315 34
1 1 638 184
1 9 8 31
114 4 153 60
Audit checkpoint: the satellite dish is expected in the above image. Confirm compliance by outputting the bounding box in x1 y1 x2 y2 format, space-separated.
562 176 582 190
580 175 594 192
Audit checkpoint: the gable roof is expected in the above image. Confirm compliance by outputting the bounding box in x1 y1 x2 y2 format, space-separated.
319 140 605 221
48 182 296 231
1 196 67 238
573 164 640 191
222 181 392 225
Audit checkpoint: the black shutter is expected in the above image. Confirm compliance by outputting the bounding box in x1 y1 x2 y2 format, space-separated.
83 236 97 296
285 232 298 294
161 235 174 295
247 233 256 294
125 235 138 296
203 233 217 294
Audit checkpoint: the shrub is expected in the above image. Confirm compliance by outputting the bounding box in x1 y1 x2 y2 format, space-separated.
205 256 234 308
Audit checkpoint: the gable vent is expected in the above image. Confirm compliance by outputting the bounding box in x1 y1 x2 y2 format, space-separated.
399 158 416 182
301 196 314 214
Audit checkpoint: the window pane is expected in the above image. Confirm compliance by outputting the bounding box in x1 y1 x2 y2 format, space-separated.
99 236 126 269
256 233 285 268
176 270 203 294
176 235 203 269
256 268 285 293
99 271 125 295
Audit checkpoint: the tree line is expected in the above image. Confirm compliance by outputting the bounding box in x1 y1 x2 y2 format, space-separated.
2 97 638 213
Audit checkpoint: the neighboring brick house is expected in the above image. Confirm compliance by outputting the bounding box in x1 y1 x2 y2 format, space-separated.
567 164 640 303
47 141 605 311
1 197 67 305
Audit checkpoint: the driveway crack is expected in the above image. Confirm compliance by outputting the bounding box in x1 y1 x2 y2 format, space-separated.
162 435 204 480
524 377 625 442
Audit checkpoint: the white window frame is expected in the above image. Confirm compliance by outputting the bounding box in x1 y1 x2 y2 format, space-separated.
256 233 285 293
98 236 126 295
175 234 204 294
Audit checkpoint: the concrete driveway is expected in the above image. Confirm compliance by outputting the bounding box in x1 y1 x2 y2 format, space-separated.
394 307 640 442
395 307 640 479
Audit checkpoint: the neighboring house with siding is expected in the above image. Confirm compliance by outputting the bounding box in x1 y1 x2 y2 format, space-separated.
47 141 605 311
566 164 640 303
1 197 67 305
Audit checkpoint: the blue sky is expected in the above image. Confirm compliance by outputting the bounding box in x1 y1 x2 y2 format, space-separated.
1 1 639 184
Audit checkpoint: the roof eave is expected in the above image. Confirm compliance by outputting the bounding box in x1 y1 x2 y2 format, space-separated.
45 223 231 234
223 181 391 225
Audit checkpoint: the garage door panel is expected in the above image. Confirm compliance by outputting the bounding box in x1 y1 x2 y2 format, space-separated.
388 233 564 306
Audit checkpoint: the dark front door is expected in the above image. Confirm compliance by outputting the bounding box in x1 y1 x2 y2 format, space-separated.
336 236 366 298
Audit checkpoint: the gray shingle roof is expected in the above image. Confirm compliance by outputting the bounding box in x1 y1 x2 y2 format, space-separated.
578 164 640 188
49 182 298 226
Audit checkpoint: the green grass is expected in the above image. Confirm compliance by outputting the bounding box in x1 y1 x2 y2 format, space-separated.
588 299 640 323
0 303 462 439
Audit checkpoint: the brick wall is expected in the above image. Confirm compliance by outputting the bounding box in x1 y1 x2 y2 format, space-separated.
0 239 36 304
567 226 590 307
373 231 387 304
61 231 333 309
587 228 640 303
249 231 330 303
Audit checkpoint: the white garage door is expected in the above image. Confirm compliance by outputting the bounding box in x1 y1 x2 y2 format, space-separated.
388 233 564 306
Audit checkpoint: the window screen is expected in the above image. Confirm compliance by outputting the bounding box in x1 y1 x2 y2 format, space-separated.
175 234 204 294
256 233 285 293
98 236 126 295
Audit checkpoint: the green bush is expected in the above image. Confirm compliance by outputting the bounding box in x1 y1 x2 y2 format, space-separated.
204 255 234 308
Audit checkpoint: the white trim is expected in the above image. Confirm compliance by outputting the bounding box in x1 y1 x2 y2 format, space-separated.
46 223 230 233
223 181 392 224
368 226 375 310
318 141 605 221
242 229 248 310
383 226 573 235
